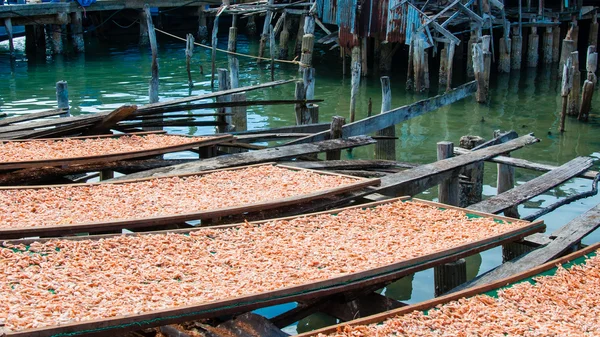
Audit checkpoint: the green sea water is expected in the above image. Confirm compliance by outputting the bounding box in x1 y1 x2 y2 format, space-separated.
1 29 600 333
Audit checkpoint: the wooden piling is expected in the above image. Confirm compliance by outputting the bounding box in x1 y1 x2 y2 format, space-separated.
25 25 35 55
590 11 598 49
560 57 573 133
302 67 315 100
406 37 414 91
458 135 485 207
375 76 396 161
279 16 290 59
446 42 455 92
3 18 14 57
502 242 535 262
361 38 368 77
186 34 195 88
144 5 159 104
570 18 579 47
197 5 208 43
567 51 580 116
229 57 239 90
379 42 396 74
559 38 576 78
542 27 553 64
245 15 257 37
326 116 345 160
231 92 247 132
434 259 466 297
210 11 220 88
299 34 315 71
71 11 85 53
527 26 539 68
228 22 238 54
56 81 69 117
511 27 522 70
294 81 308 125
413 37 428 92
349 46 361 123
217 68 232 133
270 24 275 81
437 141 459 206
473 42 487 103
552 22 561 63
139 11 149 46
307 103 319 124
258 0 274 62
294 14 305 58
467 25 481 79
439 44 448 88
579 46 597 121
495 131 519 218
51 24 63 55
498 31 511 73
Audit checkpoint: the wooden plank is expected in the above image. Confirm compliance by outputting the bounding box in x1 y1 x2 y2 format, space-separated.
230 123 330 136
373 135 539 197
454 205 600 291
0 135 233 171
111 136 377 180
0 164 379 239
84 105 138 134
288 81 477 145
2 198 544 337
455 148 599 180
0 109 67 127
468 157 594 214
282 160 417 171
297 242 600 337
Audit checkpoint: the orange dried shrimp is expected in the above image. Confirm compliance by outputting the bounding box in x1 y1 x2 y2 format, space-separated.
0 134 206 163
321 250 600 336
0 165 358 228
0 200 529 332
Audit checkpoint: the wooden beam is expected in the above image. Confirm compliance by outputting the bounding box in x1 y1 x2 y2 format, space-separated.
468 157 593 214
109 136 377 180
0 109 67 127
288 81 477 145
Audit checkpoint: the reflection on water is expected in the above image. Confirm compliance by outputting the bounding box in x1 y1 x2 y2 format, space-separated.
1 31 600 334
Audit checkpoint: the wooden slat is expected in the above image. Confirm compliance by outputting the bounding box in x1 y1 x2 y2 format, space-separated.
287 81 477 145
0 109 67 127
84 105 138 134
468 157 594 214
111 136 377 180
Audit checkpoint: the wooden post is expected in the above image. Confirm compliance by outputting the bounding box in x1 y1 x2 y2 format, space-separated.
270 24 275 81
139 11 149 46
71 11 85 53
100 170 114 181
258 0 274 62
367 97 372 117
502 242 536 262
51 24 63 55
210 12 220 88
579 46 597 121
590 11 598 49
379 42 396 74
559 38 576 78
227 19 239 89
56 81 69 117
326 116 345 160
527 26 539 68
498 27 511 73
144 5 159 104
552 21 561 63
434 259 466 297
482 36 491 97
229 57 239 90
446 42 455 92
413 37 427 92
217 68 232 133
294 81 308 125
279 16 290 59
299 34 314 72
186 33 195 88
568 51 580 116
375 76 396 160
560 56 573 133
25 25 36 55
197 5 208 43
3 18 14 57
294 14 305 58
542 27 553 64
302 67 315 100
245 15 257 37
458 135 485 207
437 141 459 206
231 92 247 131
494 131 519 218
570 18 579 47
467 26 478 79
361 37 368 77
406 36 414 91
307 104 319 124
473 42 487 103
439 44 448 88
349 46 361 123
511 27 522 70
423 49 430 92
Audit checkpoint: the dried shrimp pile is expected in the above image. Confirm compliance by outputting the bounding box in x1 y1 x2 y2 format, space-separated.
322 251 600 337
0 165 358 228
0 200 529 331
0 134 206 162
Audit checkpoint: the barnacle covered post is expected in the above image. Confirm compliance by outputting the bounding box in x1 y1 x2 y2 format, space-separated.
439 44 448 88
590 11 598 50
71 11 85 53
552 20 561 63
511 26 522 70
567 51 580 116
579 46 597 122
558 33 576 78
197 4 208 43
498 22 511 73
527 25 539 68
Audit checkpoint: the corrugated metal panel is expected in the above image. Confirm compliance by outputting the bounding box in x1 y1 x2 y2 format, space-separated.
336 0 357 33
384 0 405 43
317 0 337 25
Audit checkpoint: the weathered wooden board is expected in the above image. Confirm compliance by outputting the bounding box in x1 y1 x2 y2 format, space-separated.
296 242 600 337
111 136 377 180
0 109 67 127
287 81 477 145
454 204 600 291
468 157 594 214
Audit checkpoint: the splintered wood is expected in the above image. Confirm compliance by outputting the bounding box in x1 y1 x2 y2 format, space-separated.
0 134 208 163
0 200 530 332
0 166 358 228
321 251 600 337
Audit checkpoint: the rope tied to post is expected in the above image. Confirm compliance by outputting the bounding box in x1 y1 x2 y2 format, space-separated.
153 27 308 67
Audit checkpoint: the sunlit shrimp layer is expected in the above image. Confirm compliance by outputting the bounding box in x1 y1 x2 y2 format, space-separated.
0 201 528 331
0 166 358 228
322 251 600 337
0 134 206 163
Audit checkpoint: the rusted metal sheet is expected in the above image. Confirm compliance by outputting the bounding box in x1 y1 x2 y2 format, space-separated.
384 0 406 43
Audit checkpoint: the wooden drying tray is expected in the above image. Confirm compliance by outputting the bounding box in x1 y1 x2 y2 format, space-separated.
0 163 379 239
2 198 545 337
0 131 233 170
298 239 600 337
